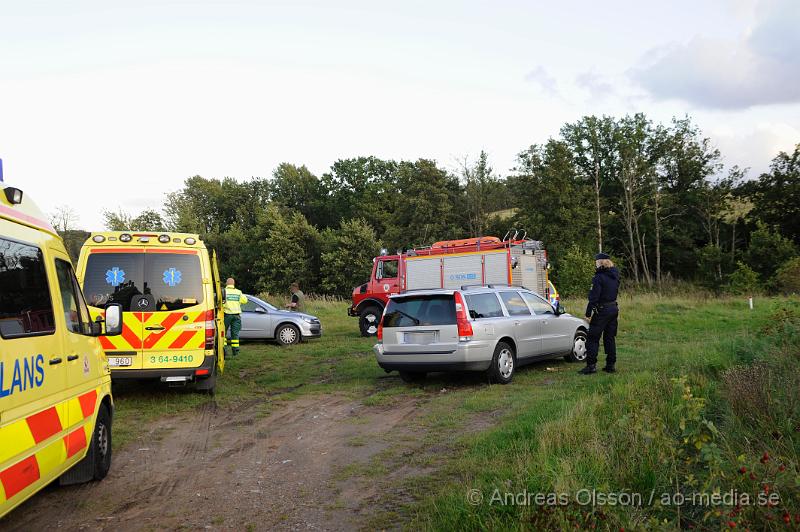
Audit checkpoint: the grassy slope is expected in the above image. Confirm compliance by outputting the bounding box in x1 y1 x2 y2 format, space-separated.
110 295 800 530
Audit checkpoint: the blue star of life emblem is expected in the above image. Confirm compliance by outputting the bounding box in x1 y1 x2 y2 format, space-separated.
105 267 125 287
163 268 182 287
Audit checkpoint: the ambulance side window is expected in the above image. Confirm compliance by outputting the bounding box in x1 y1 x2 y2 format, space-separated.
0 237 56 338
55 259 92 335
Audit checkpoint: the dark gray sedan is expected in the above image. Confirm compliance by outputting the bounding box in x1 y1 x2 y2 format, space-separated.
238 294 322 345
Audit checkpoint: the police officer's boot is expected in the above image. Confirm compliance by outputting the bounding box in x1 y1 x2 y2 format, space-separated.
602 365 616 373
578 364 597 375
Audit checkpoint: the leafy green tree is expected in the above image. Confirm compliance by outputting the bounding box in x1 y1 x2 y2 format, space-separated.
382 159 465 249
554 244 597 298
103 209 165 231
741 144 800 246
319 219 381 296
743 222 797 280
460 151 509 236
509 140 594 268
727 262 760 295
270 163 327 227
254 207 321 296
774 257 800 294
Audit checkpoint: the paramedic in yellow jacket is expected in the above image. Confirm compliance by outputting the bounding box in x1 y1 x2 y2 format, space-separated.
224 277 248 357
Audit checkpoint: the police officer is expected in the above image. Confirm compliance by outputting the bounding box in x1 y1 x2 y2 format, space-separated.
579 253 620 375
223 277 248 357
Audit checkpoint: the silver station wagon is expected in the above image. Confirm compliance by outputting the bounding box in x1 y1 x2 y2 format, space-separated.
374 286 588 384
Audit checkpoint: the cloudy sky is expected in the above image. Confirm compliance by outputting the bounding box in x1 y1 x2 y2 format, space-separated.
1 0 798 230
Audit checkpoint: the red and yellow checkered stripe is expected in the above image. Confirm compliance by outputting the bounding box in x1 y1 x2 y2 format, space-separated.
92 310 207 352
0 389 99 505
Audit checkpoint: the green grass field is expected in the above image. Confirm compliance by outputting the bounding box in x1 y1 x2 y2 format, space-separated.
110 295 800 530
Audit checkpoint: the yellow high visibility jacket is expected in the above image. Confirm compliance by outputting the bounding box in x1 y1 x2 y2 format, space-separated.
223 286 248 314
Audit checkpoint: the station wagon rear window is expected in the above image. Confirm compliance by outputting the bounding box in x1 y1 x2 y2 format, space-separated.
0 237 55 338
83 252 204 311
383 295 456 327
465 293 504 319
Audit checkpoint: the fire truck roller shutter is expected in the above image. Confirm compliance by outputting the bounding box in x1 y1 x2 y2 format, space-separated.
406 257 443 290
484 252 510 286
441 255 483 289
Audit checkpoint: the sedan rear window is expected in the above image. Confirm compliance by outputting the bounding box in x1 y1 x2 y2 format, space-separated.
383 295 456 327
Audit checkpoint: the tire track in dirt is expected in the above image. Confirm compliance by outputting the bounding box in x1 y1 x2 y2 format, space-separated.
3 393 431 531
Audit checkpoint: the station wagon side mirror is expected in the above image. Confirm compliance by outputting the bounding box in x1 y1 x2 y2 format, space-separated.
554 301 565 316
103 303 123 336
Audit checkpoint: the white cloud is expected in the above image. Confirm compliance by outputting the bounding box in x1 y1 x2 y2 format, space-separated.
711 122 800 175
632 0 800 109
524 66 558 96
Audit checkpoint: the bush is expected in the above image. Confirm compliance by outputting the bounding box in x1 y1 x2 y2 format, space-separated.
553 244 596 298
727 261 760 295
319 219 382 297
744 222 797 279
774 257 800 294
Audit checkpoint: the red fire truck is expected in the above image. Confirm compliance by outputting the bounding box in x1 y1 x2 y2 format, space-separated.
348 235 550 336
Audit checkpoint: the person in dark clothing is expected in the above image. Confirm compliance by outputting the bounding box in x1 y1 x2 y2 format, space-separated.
579 253 620 375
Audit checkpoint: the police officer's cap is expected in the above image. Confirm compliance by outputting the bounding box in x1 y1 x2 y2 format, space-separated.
595 252 611 260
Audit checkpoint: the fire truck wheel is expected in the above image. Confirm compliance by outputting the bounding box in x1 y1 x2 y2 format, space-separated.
276 324 301 345
91 404 112 480
359 306 381 337
564 330 587 363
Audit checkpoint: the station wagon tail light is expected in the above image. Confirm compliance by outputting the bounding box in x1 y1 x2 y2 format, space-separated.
204 309 216 349
377 318 383 341
454 292 473 340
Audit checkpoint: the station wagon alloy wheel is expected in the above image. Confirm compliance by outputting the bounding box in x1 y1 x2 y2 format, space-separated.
487 341 515 384
498 347 514 379
565 330 588 363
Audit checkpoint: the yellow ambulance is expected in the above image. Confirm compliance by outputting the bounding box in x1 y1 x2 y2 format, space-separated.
0 183 123 518
75 231 225 392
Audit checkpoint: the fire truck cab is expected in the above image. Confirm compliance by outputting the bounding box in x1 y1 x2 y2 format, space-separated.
350 236 551 336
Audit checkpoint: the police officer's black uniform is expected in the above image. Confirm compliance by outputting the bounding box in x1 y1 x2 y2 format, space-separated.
580 253 620 374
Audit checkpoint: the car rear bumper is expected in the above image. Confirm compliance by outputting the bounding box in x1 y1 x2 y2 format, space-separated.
374 341 493 373
110 355 216 380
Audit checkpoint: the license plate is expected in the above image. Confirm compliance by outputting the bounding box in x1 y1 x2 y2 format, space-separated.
108 357 133 367
404 332 436 345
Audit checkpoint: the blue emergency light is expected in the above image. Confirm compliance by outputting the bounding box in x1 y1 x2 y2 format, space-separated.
0 158 4 182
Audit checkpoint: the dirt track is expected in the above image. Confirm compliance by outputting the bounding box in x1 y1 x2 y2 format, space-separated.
4 392 438 531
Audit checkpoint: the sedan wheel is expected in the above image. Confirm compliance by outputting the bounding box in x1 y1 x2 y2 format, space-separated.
276 324 300 346
565 330 588 363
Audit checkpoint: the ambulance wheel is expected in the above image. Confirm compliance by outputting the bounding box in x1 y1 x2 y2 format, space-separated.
276 324 301 346
195 370 216 395
359 306 381 337
92 405 112 480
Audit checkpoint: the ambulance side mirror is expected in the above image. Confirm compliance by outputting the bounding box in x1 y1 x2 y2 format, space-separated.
103 304 123 336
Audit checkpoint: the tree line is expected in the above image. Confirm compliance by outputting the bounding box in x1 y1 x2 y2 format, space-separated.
64 113 798 299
